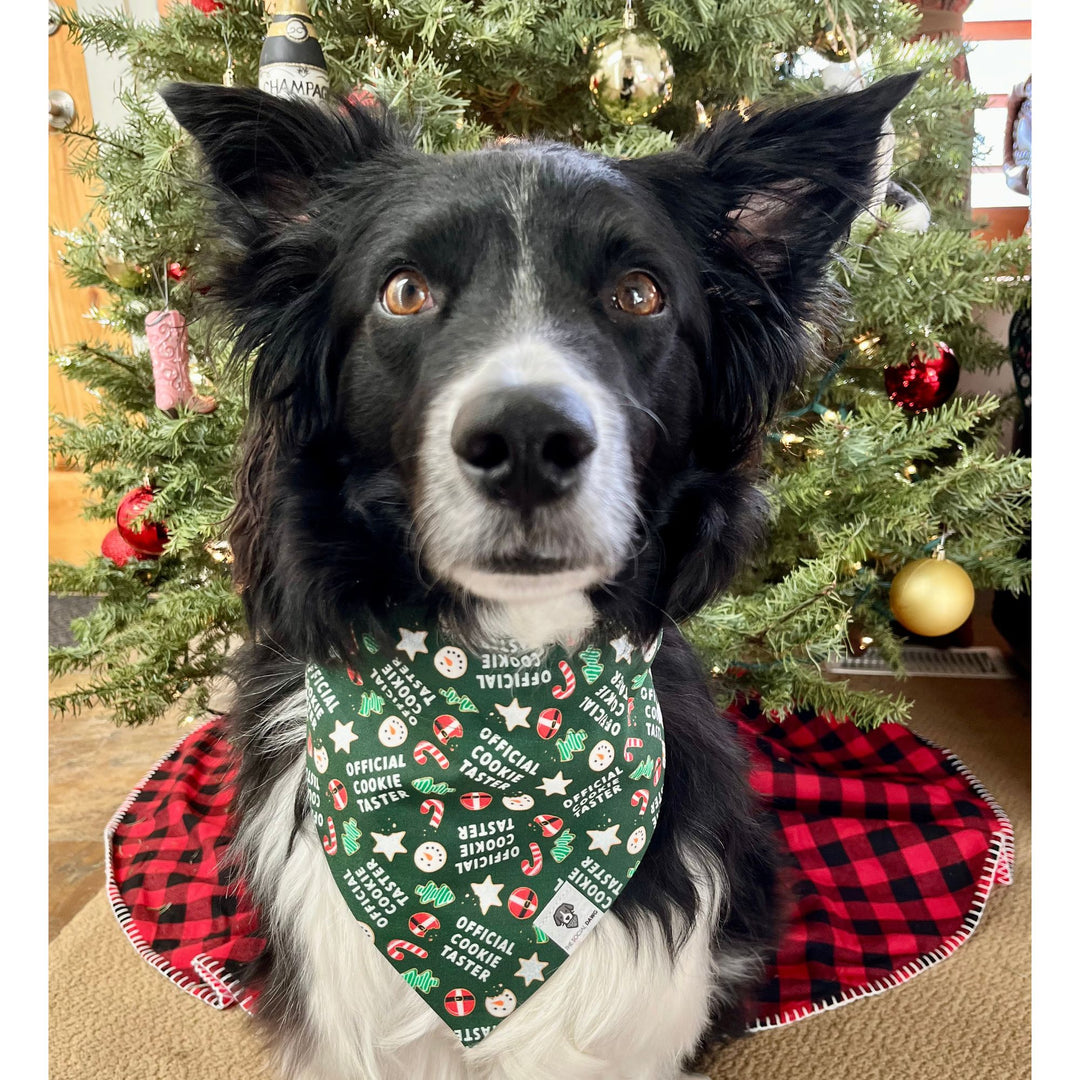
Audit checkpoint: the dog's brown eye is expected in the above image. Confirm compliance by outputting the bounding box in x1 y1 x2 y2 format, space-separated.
382 270 434 316
612 271 663 316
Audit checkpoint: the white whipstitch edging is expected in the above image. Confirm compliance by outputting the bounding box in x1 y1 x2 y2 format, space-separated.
103 717 250 1012
746 732 1015 1033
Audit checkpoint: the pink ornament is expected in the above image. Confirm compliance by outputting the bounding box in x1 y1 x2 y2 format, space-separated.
346 86 379 110
145 309 217 415
191 1 224 13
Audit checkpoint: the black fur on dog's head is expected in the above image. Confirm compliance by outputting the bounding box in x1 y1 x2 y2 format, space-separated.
162 75 916 659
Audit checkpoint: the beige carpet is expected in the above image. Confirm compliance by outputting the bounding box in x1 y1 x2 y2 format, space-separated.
49 675 1029 1080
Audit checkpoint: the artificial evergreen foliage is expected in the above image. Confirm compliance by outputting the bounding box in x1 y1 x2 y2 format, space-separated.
50 0 1031 728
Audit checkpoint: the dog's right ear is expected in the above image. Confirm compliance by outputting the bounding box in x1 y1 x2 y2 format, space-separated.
159 83 400 239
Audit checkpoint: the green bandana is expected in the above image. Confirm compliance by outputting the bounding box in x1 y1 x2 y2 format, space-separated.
305 612 665 1044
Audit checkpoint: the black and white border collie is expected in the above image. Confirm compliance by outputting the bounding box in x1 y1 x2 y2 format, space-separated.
162 73 915 1080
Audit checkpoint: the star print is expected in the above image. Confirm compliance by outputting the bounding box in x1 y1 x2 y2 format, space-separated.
470 874 505 915
371 831 407 861
396 627 429 662
586 823 623 856
610 635 634 663
515 952 549 986
329 719 358 754
536 771 573 797
494 698 532 732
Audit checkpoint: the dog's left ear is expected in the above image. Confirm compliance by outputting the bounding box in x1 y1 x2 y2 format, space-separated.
623 73 918 314
621 73 917 472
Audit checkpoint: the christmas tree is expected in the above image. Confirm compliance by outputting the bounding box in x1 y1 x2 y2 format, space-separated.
50 0 1030 728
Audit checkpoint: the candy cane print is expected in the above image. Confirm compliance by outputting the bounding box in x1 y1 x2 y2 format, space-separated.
414 740 450 770
322 816 338 855
552 660 576 700
420 798 444 829
387 939 429 962
521 842 543 877
626 697 635 724
630 789 649 815
623 737 644 763
653 758 662 786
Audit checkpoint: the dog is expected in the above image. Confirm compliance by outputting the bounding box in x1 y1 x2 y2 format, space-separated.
161 71 915 1080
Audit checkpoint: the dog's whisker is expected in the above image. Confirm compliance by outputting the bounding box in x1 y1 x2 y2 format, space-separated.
622 394 670 442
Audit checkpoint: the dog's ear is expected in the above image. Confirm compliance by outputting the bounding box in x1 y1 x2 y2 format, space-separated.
159 84 404 422
686 73 916 296
624 73 917 311
159 83 399 231
622 74 918 455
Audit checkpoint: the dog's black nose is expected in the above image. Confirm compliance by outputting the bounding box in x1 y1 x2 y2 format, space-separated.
451 386 597 510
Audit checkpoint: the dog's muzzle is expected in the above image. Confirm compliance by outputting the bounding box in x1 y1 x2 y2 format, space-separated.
450 385 597 512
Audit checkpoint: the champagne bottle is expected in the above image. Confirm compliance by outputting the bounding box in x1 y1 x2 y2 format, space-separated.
258 0 329 103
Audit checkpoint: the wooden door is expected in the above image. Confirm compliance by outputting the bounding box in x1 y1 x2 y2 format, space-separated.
48 22 114 564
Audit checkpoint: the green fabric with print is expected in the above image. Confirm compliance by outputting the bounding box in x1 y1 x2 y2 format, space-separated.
305 612 665 1044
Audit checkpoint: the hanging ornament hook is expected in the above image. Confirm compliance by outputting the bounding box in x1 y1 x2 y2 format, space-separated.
146 261 170 325
934 528 955 560
222 19 235 86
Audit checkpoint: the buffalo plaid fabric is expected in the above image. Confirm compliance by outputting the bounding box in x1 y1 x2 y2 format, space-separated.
106 704 1012 1028
105 722 263 1011
730 699 1013 1028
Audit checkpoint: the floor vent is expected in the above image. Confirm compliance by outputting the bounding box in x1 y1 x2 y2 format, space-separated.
826 646 1016 679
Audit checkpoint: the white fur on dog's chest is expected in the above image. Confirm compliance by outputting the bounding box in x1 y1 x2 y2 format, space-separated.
242 693 724 1080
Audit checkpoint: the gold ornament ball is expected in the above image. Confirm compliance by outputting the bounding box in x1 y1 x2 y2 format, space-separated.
588 26 674 126
99 237 144 289
810 20 874 63
889 557 975 637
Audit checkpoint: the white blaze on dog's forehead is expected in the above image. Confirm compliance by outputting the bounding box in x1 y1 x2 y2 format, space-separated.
504 155 543 328
504 148 624 326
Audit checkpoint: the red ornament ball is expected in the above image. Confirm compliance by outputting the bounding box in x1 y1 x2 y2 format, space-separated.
191 1 224 13
101 527 149 568
883 342 960 413
116 486 169 556
166 261 187 281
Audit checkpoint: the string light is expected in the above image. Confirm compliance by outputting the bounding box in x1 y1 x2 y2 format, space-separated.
205 540 233 564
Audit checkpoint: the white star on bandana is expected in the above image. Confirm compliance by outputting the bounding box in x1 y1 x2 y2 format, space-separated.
396 627 429 661
586 823 622 856
470 874 505 915
536 770 573 796
371 830 408 861
610 635 634 663
494 698 532 732
515 952 549 986
329 718 358 754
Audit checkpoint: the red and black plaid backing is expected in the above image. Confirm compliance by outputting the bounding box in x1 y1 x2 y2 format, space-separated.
104 723 263 1011
730 699 1013 1028
105 704 1012 1030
